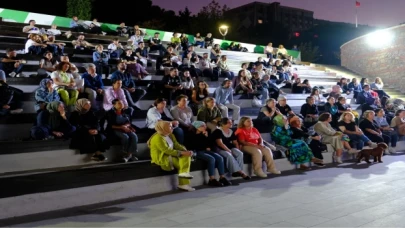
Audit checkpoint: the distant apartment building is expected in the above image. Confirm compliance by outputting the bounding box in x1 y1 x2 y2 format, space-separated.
224 1 314 32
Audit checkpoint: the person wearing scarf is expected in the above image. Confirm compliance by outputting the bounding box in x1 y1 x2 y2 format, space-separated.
70 98 108 161
148 121 195 192
107 98 138 163
212 118 251 180
186 121 232 187
34 78 60 112
272 115 323 170
32 101 76 140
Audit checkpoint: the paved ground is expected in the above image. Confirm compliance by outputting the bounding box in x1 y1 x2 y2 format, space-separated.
9 154 405 227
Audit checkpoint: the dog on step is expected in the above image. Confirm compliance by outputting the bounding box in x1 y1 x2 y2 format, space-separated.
356 143 388 164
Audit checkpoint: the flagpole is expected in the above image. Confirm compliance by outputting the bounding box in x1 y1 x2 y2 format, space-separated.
356 7 358 28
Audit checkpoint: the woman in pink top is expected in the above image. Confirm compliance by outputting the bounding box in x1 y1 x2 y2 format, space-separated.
235 116 280 178
103 79 133 116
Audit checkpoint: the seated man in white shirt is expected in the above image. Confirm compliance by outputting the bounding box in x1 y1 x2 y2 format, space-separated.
215 79 240 123
108 38 124 59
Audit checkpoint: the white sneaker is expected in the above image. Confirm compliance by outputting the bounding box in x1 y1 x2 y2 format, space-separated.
268 144 277 151
369 142 378 148
178 185 195 192
333 155 343 164
9 72 16 77
178 173 193 179
10 109 23 114
389 147 397 154
384 148 391 155
348 148 359 154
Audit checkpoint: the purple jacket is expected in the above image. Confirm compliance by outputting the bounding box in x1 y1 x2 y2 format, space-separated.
103 87 128 110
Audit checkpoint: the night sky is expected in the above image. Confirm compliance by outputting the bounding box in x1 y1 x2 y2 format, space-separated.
152 0 405 28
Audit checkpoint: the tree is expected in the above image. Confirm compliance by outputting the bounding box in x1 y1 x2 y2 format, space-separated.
299 42 321 63
66 0 93 20
193 0 230 37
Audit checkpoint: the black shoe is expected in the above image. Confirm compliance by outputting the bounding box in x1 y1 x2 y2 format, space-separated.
314 163 325 167
208 179 223 187
242 175 251 180
91 154 107 162
232 172 242 177
219 177 232 186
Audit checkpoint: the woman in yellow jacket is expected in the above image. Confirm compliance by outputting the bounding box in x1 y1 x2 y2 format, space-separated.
148 121 195 191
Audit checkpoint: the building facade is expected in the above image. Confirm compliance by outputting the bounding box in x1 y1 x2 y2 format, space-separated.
224 1 314 32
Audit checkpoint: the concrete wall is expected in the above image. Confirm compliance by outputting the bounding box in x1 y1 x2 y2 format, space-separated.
340 24 405 90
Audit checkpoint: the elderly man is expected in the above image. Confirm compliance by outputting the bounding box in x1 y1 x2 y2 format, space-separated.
82 64 104 108
215 79 240 123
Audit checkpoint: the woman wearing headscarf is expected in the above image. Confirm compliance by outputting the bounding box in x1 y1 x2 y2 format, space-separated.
107 99 138 163
148 121 195 192
271 115 323 170
186 121 232 187
31 101 76 140
70 98 108 161
34 78 60 113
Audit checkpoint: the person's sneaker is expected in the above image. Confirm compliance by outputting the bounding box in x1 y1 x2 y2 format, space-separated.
208 179 223 187
384 148 391 155
254 171 268 178
178 185 195 192
122 154 133 163
369 142 378 148
8 72 16 77
267 169 281 175
389 147 397 154
348 148 359 154
178 172 193 179
219 177 232 186
16 73 27 78
10 109 23 114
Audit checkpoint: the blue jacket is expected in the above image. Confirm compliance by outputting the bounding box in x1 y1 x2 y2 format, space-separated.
93 51 109 64
82 72 104 91
110 70 135 89
215 86 234 105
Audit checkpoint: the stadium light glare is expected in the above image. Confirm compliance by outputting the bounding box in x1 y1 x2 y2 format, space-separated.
366 30 394 47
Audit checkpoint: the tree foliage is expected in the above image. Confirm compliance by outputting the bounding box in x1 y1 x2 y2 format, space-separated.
299 42 320 63
66 0 93 20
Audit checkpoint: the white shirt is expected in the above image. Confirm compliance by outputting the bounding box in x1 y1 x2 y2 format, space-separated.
47 29 61 36
164 136 174 149
51 71 74 89
199 58 212 70
108 43 122 51
25 39 35 53
129 35 144 46
182 79 194 89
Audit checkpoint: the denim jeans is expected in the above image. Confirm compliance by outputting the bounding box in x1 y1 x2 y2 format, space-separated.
196 151 225 176
172 127 184 145
383 131 398 147
114 130 138 154
347 133 371 150
217 148 244 173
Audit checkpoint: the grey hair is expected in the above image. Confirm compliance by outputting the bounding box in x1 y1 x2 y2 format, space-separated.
277 95 287 101
86 63 96 69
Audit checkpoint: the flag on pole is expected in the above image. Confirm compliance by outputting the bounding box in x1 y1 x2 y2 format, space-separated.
356 1 360 7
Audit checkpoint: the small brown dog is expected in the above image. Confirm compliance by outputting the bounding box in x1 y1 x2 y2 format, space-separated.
357 143 388 164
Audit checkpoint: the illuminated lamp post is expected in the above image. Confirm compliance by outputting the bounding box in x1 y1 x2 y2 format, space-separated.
219 25 229 40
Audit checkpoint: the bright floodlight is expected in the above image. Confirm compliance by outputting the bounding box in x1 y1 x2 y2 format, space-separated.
366 30 394 47
219 25 228 29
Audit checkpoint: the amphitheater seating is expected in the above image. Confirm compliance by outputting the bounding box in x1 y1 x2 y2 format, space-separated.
2 17 403 221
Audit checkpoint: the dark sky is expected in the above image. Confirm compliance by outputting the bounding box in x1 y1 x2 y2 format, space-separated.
152 0 405 28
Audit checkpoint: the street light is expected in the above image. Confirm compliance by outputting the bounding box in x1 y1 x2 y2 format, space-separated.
219 25 229 40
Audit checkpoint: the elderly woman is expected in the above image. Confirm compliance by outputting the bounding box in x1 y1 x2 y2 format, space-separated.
276 96 295 117
314 113 357 164
34 78 60 113
148 121 195 192
328 85 341 100
197 97 222 132
212 118 251 180
70 99 108 161
107 99 138 163
338 111 376 151
360 110 396 153
51 62 79 108
235 116 280 177
146 98 184 144
31 101 76 140
186 121 232 187
289 116 325 165
272 115 323 170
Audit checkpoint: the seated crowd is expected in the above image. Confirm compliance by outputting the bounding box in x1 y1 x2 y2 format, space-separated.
1 17 405 193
